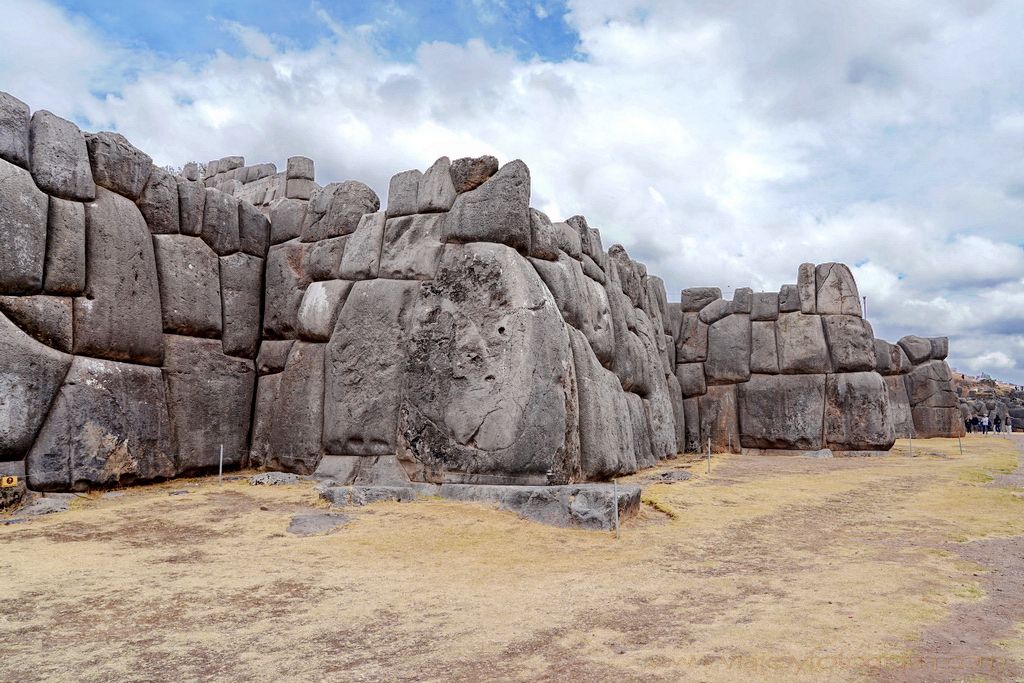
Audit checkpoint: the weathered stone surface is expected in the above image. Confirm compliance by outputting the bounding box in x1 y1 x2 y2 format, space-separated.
750 320 779 374
84 131 152 200
269 197 307 244
313 454 411 486
929 337 949 361
683 397 700 452
238 200 270 257
912 405 965 438
675 362 707 398
698 298 732 325
338 212 386 280
666 373 687 453
531 252 614 365
731 287 753 314
297 280 353 342
220 252 263 357
528 208 559 261
874 339 909 375
385 169 421 218
778 284 800 313
609 247 643 308
582 255 605 284
300 180 380 242
443 160 530 252
898 335 933 365
263 239 310 339
250 471 300 486
824 371 895 450
0 91 30 168
884 375 915 438
569 326 635 479
181 162 200 182
0 295 72 353
0 158 48 293
152 235 222 338
161 335 255 474
821 314 875 372
450 155 499 193
176 178 206 236
256 340 294 375
681 287 721 312
815 262 862 316
705 314 751 385
28 110 95 201
379 213 445 280
398 243 581 485
286 156 314 180
776 312 830 374
624 391 655 469
738 374 825 450
304 235 348 281
201 188 240 255
43 197 85 295
325 279 419 457
74 188 163 365
699 384 740 453
554 221 582 259
285 177 316 200
751 292 779 321
27 356 175 490
417 156 457 213
249 341 324 474
905 359 958 408
797 263 816 314
0 311 72 460
644 388 679 461
676 312 708 363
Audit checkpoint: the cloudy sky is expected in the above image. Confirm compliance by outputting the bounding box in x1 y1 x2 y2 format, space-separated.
2 0 1022 382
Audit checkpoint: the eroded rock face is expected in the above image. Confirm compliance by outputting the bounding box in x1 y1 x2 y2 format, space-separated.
0 159 48 294
85 131 152 200
824 372 895 451
738 374 825 450
300 181 380 242
28 110 95 201
220 253 263 358
0 295 72 353
0 91 30 168
443 160 531 252
398 243 580 485
776 312 830 374
43 197 86 295
815 263 862 316
153 235 222 338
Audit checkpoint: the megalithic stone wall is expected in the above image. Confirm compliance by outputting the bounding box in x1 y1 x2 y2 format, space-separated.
0 91 962 500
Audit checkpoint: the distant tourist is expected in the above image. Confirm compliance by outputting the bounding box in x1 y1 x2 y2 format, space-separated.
994 415 1002 433
971 416 980 433
965 418 972 434
982 415 990 434
1006 416 1013 433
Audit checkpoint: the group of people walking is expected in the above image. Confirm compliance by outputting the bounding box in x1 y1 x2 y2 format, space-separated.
965 415 1013 434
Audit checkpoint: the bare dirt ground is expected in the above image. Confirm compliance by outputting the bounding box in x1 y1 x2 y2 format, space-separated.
2 435 1022 682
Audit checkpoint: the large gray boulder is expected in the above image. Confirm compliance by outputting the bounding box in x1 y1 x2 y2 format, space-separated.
751 292 780 321
531 252 615 366
568 326 636 479
385 169 421 218
300 180 379 242
324 279 420 457
554 221 582 259
683 397 701 452
704 313 751 384
698 298 732 325
255 340 294 375
898 335 933 365
43 197 85 295
0 159 48 293
297 280 353 342
28 110 95 201
625 392 655 469
338 212 385 280
0 91 30 168
176 178 205 236
450 155 498 193
0 311 72 460
85 131 152 200
378 214 445 280
416 156 457 212
238 200 270 257
824 371 895 450
681 287 721 312
776 312 830 374
269 197 307 244
675 362 706 398
884 375 915 438
912 405 964 438
815 262 862 317
200 188 240 255
797 263 816 314
699 384 740 453
666 373 687 453
528 208 559 261
161 335 255 475
398 243 581 485
443 160 531 252
778 284 800 312
750 320 780 374
304 235 348 281
263 239 310 339
738 374 825 450
152 235 222 338
220 252 263 357
929 337 949 360
905 359 958 408
874 339 910 376
676 311 709 363
27 356 175 490
0 295 72 353
74 187 163 365
821 314 875 372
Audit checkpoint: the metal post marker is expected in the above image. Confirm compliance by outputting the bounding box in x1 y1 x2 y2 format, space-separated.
909 435 913 458
612 479 620 539
958 436 964 456
219 444 224 484
707 437 711 474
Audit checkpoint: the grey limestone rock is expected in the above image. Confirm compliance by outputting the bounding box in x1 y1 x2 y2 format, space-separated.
85 131 152 200
286 156 314 180
219 252 263 358
74 187 163 365
0 311 72 460
751 292 780 321
181 162 200 182
930 337 949 360
269 197 307 244
255 340 294 375
450 155 499 194
698 298 732 325
531 252 614 365
778 284 800 313
28 110 95 201
912 405 964 439
666 373 687 453
738 374 825 450
0 159 48 293
300 180 379 242
528 207 560 261
379 213 445 280
824 371 895 450
797 263 816 314
676 311 708 364
313 455 411 486
238 199 270 257
704 314 751 385
776 312 830 375
251 471 300 486
443 160 531 252
27 356 175 490
152 234 223 338
582 254 605 284
675 362 707 399
417 156 457 212
176 178 206 236
683 397 700 452
263 239 310 339
385 169 421 218
297 279 353 342
0 91 30 168
338 212 386 280
201 188 240 255
43 197 86 295
731 287 753 314
625 391 655 469
304 235 348 281
137 166 180 234
750 320 779 374
681 287 721 312
815 262 862 317
699 384 741 453
905 359 958 408
821 314 875 372
898 335 933 365
285 177 317 200
554 221 582 259
0 295 72 353
874 339 909 376
884 375 915 438
287 511 349 536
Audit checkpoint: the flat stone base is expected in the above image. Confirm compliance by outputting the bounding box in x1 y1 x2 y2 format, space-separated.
742 448 889 458
318 482 642 531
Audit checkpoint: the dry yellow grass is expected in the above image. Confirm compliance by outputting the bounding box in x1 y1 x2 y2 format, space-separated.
1 435 1022 682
